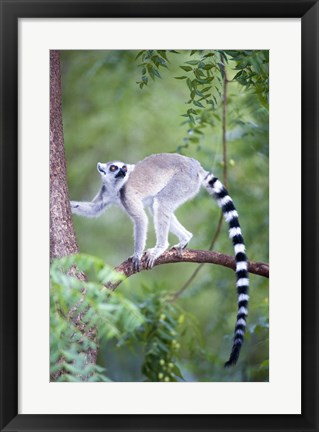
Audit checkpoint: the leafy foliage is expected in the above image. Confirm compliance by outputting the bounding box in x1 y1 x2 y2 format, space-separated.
136 49 269 151
226 50 269 107
50 254 144 381
50 254 201 382
132 285 200 382
136 50 172 88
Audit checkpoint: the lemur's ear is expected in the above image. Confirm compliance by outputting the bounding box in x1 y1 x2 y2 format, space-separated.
126 164 135 173
97 163 106 174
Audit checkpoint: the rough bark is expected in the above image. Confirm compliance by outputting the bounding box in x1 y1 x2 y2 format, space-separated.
50 50 97 380
50 51 78 259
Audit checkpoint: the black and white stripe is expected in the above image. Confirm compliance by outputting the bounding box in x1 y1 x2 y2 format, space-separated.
203 173 249 367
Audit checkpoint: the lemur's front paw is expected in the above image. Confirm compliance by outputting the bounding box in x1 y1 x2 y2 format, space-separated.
70 201 80 213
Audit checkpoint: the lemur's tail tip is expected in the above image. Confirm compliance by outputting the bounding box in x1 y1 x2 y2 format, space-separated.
224 359 236 368
224 347 241 368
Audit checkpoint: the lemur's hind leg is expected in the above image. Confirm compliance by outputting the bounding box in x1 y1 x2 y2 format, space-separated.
170 214 192 255
145 198 172 269
121 197 148 272
145 174 199 268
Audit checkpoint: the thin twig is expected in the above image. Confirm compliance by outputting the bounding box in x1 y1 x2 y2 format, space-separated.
222 60 228 188
174 211 224 299
173 55 229 300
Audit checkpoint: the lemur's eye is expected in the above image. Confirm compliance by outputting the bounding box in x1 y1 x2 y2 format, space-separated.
122 165 127 172
109 165 118 172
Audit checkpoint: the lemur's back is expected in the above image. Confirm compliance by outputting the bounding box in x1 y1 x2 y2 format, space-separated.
124 153 203 199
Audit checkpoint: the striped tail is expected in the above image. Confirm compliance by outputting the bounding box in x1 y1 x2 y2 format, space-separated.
202 172 249 367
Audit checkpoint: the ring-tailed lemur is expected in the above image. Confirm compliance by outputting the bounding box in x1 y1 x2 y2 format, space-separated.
71 153 249 367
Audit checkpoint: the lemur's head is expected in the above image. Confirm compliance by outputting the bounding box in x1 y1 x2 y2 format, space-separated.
97 161 135 188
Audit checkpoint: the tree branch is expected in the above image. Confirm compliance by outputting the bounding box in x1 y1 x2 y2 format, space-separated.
106 249 269 291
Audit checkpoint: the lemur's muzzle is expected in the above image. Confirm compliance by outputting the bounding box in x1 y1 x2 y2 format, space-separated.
115 168 126 178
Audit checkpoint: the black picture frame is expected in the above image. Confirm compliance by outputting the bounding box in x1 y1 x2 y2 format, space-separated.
0 1 318 431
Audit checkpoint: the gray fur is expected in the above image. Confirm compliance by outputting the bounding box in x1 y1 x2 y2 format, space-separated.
120 153 204 269
71 153 205 269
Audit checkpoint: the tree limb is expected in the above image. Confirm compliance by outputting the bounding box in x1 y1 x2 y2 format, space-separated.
106 249 269 291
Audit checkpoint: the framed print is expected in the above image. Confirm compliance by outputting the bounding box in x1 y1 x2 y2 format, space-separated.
0 0 318 431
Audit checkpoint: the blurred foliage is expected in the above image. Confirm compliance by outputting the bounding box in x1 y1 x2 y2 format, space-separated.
50 254 201 382
58 49 269 382
50 254 144 381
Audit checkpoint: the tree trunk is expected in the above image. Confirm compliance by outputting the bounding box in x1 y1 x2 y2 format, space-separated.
50 50 78 259
50 50 97 380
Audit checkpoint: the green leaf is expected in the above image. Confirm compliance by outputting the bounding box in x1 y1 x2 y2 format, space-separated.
194 129 204 135
153 69 161 79
260 360 269 369
180 66 192 72
193 100 204 108
185 60 200 65
172 364 184 380
218 50 229 63
135 51 145 60
187 108 197 115
233 71 243 80
194 69 205 78
156 340 170 353
157 329 174 341
186 78 193 91
158 50 169 61
201 86 211 93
